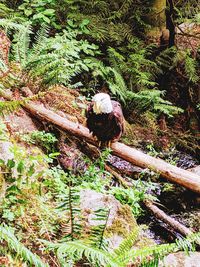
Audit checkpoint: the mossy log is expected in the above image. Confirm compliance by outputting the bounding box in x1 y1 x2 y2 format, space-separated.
1 89 200 194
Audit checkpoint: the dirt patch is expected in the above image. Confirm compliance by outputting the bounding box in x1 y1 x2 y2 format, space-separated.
40 85 87 124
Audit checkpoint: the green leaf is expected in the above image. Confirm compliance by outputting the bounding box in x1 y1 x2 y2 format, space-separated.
42 9 55 16
0 159 5 165
7 159 15 169
24 9 33 16
17 161 24 174
27 164 35 176
2 210 15 221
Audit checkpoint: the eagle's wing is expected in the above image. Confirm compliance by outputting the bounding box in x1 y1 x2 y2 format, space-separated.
110 101 124 138
86 102 94 131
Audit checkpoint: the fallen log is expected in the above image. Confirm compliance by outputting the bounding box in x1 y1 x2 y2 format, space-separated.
1 89 200 194
144 200 192 237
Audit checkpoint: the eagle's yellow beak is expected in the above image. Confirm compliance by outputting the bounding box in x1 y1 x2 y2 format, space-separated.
93 101 101 114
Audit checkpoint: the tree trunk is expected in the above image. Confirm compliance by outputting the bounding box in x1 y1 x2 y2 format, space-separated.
145 0 166 44
166 0 176 47
1 89 200 194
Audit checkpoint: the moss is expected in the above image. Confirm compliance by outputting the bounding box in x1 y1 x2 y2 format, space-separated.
106 205 137 238
134 236 156 249
117 205 137 228
106 218 128 237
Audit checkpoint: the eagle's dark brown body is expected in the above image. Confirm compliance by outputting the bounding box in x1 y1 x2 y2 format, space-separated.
86 100 124 142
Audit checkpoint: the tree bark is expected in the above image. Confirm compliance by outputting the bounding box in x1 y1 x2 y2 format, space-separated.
1 89 200 194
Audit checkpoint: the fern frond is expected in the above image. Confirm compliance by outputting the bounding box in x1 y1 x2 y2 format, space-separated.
0 3 13 17
120 232 200 266
184 52 199 83
30 23 50 59
176 0 200 21
155 47 177 72
89 208 110 250
0 58 9 74
91 61 128 102
0 224 49 267
58 186 82 241
0 18 26 34
12 22 32 68
172 49 199 83
114 227 139 257
129 90 184 117
109 0 134 20
43 239 123 267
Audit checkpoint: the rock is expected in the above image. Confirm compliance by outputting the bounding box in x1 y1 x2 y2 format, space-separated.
58 141 86 173
176 23 195 34
5 109 39 134
159 252 200 267
0 141 13 162
80 189 137 250
108 155 144 177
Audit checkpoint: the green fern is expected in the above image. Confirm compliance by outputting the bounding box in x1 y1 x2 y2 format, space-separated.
120 232 200 266
175 0 200 22
114 227 139 256
30 23 50 58
58 186 82 241
0 17 26 34
172 49 199 83
155 47 177 71
0 58 9 74
0 224 49 267
0 3 13 17
184 52 199 83
127 90 184 117
89 208 110 250
12 22 32 67
0 88 43 115
67 0 148 44
43 239 122 267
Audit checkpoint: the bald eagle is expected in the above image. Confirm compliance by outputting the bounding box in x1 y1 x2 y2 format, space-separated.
86 93 124 145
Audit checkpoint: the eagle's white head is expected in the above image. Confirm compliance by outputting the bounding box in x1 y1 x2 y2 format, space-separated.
92 93 113 114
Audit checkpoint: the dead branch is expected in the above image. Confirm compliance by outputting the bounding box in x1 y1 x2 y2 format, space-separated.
144 200 192 237
1 89 200 194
